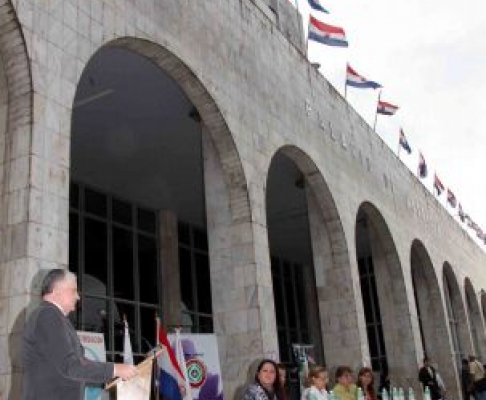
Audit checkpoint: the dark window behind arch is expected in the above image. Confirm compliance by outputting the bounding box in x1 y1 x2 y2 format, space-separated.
358 255 388 372
70 182 160 362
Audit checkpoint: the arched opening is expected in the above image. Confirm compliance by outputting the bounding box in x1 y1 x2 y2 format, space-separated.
69 40 254 394
265 151 324 366
265 146 360 387
443 263 472 368
465 279 486 360
355 203 418 387
411 240 458 398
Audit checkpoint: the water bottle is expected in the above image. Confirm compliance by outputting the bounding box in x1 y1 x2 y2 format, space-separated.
398 387 404 400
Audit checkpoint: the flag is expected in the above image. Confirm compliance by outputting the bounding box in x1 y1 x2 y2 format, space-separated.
308 16 348 47
399 129 412 154
446 189 457 208
175 329 192 400
308 0 329 13
123 317 134 365
377 100 399 115
434 174 444 196
458 203 466 222
346 64 381 89
418 152 428 179
467 218 477 230
157 323 188 400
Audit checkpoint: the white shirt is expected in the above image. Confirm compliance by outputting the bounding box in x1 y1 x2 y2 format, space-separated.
302 386 329 400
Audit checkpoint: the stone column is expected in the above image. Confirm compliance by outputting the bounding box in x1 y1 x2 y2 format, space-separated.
412 257 459 400
202 126 279 397
0 5 72 397
306 186 367 371
158 210 181 328
369 222 419 391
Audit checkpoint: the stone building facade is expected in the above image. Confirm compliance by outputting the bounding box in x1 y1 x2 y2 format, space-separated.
0 0 485 399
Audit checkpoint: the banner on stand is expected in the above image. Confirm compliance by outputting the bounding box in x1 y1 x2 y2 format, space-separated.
168 333 224 400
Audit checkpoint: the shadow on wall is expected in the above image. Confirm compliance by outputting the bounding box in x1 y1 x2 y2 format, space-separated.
233 358 265 400
8 269 49 400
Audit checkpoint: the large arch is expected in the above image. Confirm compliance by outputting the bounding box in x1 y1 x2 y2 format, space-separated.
465 278 486 360
410 240 459 398
0 1 33 399
69 38 259 396
265 145 363 370
355 202 418 388
443 263 472 368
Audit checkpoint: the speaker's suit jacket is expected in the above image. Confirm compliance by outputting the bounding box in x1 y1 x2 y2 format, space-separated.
21 300 114 400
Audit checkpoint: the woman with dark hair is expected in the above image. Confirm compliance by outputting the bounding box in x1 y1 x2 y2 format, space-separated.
244 359 283 400
357 367 377 400
333 366 357 400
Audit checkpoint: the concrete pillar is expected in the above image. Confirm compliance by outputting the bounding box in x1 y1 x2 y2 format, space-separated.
306 184 366 370
158 210 181 328
202 125 279 397
465 283 486 362
411 249 459 400
0 6 48 399
368 221 419 391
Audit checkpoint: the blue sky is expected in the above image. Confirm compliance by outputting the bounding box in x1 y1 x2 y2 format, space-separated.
293 0 486 248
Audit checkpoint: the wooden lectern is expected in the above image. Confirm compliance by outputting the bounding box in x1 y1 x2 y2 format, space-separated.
105 348 163 400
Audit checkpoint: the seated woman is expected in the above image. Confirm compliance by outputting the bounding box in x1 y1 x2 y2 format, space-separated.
244 359 283 400
301 366 329 400
357 367 377 400
333 366 357 400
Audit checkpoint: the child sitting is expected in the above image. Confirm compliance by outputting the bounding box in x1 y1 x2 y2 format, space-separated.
302 366 329 400
333 366 358 400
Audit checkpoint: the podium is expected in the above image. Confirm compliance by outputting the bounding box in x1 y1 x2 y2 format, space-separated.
105 348 163 400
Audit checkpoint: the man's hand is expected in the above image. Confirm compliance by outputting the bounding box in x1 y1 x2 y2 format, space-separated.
114 364 138 380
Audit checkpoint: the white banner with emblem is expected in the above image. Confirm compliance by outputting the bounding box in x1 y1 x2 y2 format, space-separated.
77 331 109 400
168 333 224 400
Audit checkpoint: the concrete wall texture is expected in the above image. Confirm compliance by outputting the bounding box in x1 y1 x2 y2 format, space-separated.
0 0 485 399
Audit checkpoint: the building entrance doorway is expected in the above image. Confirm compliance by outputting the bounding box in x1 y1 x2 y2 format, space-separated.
70 47 212 361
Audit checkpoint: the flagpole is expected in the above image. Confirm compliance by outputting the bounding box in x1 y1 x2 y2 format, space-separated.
397 129 401 158
373 89 381 131
344 77 348 99
274 0 281 30
154 312 160 400
306 17 310 58
295 0 307 54
344 63 348 99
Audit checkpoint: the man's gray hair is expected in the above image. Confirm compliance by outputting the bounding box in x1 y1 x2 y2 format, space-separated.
41 269 77 296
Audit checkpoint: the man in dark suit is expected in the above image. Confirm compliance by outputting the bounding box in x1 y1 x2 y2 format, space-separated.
418 357 442 400
21 269 138 400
